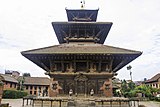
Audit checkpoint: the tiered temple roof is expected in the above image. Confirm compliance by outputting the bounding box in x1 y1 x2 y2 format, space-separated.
21 8 142 73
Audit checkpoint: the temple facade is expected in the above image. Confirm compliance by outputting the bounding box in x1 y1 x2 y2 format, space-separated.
21 8 142 97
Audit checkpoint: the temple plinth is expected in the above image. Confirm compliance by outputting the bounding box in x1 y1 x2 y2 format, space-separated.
21 8 142 97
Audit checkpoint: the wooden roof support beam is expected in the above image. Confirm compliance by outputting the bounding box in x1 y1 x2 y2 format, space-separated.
109 58 113 72
95 29 104 37
40 62 51 72
112 59 127 72
30 57 51 72
49 59 54 72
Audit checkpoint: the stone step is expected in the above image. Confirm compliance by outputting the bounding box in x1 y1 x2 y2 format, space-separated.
67 100 95 107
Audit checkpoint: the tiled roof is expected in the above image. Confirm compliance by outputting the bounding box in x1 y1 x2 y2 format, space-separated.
66 9 99 21
134 81 143 86
145 73 160 83
21 43 142 55
52 22 112 44
18 76 50 86
0 74 18 83
0 74 51 86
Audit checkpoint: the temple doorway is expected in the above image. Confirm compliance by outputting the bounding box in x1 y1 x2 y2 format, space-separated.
77 81 85 94
74 73 88 95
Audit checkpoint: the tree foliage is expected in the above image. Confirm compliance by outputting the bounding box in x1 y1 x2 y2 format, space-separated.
135 85 160 98
121 80 136 97
17 76 25 91
23 73 31 77
120 80 159 98
3 90 28 99
127 65 132 70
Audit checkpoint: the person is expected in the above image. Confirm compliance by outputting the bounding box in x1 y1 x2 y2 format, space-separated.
90 89 94 96
69 89 73 96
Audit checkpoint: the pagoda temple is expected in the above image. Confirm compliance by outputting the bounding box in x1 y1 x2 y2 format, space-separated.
21 8 142 97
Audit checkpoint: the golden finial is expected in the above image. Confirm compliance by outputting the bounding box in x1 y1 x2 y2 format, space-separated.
80 0 85 9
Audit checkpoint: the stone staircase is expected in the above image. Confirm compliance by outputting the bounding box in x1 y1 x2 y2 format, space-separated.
67 99 95 107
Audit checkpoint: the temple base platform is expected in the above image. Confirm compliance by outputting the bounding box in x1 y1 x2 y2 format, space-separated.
23 95 140 107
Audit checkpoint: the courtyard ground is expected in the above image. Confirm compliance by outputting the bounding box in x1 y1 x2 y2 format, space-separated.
1 99 160 107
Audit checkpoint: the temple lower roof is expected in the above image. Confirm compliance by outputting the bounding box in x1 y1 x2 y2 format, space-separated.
21 43 142 73
21 43 142 55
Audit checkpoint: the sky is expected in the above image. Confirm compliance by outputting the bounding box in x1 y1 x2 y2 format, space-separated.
0 0 160 81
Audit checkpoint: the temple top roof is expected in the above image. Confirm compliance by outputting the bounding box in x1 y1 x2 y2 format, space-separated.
52 22 112 44
66 9 99 22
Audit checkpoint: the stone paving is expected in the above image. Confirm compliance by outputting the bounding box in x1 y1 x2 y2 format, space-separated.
1 99 160 107
139 101 160 107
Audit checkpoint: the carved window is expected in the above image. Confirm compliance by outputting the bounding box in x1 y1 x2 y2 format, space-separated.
101 63 109 71
55 63 61 71
79 29 85 37
95 63 99 71
71 29 78 37
64 63 69 72
76 62 87 71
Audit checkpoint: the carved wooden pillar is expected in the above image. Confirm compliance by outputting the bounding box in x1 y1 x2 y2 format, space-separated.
84 28 86 38
75 80 77 94
52 61 55 72
98 60 102 72
49 59 53 72
54 64 57 71
86 61 89 72
93 29 95 37
90 62 93 72
73 61 76 72
61 61 64 72
77 28 79 38
96 79 98 94
69 62 73 72
69 28 71 37
109 58 113 72
85 80 87 97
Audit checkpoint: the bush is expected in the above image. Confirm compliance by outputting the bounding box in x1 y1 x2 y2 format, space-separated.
2 90 28 99
149 97 160 102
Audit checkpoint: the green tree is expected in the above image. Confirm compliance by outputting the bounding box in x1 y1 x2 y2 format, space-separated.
121 80 160 98
121 80 136 97
121 80 129 97
23 73 31 77
135 84 159 98
127 65 132 81
128 81 136 90
17 76 25 91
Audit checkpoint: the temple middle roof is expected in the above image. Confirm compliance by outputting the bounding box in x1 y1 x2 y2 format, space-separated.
52 22 112 44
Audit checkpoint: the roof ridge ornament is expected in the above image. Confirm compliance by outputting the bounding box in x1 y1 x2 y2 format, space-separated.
80 0 85 9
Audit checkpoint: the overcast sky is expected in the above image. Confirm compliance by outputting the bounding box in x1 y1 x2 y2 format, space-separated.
0 0 160 81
